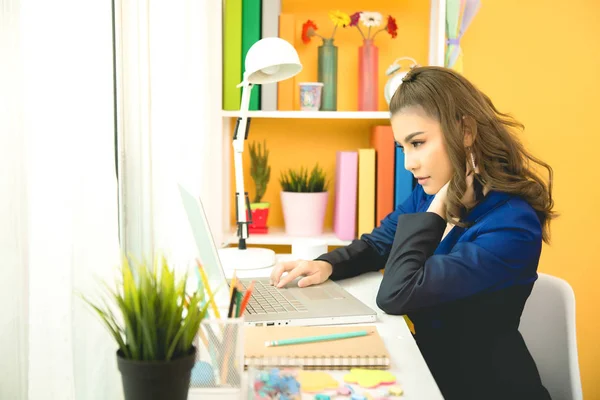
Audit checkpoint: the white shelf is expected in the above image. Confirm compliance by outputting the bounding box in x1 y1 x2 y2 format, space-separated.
226 227 353 247
221 110 390 120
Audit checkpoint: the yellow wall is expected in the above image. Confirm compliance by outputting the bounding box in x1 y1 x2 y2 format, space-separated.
463 1 600 398
230 0 600 397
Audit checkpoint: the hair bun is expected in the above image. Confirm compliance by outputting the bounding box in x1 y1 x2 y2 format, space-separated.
401 64 421 82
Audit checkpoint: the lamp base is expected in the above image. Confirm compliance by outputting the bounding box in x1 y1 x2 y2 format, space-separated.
217 247 276 271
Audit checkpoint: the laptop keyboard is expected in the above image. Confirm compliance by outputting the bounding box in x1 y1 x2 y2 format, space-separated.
240 280 308 315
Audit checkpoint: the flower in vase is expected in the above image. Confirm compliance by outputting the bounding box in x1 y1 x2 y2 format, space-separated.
349 12 361 27
301 20 319 44
301 10 350 45
329 10 351 28
346 11 398 42
359 12 383 28
386 15 398 38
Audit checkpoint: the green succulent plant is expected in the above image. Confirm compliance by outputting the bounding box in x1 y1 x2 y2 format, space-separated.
279 164 329 193
81 254 213 362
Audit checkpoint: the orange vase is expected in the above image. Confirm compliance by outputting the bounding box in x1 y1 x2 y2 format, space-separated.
358 39 379 111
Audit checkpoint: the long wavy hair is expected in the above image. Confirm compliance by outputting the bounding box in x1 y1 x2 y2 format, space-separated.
389 66 556 243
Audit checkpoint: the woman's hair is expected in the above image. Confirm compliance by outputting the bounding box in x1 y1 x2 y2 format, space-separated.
389 66 556 243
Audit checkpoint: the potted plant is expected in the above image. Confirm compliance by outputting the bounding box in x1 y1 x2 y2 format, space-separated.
248 140 271 233
279 163 329 236
82 254 212 400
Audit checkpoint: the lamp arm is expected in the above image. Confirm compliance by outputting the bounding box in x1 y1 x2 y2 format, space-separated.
232 80 253 249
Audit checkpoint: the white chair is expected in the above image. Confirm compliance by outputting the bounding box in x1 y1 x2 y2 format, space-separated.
519 273 583 400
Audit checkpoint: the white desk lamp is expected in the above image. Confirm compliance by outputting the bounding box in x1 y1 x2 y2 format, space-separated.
218 38 302 271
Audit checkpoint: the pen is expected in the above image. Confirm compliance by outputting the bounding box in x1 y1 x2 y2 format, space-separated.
229 269 237 306
228 286 238 318
265 330 371 347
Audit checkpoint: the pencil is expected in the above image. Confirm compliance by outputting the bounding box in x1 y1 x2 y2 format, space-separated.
228 286 238 318
229 269 237 306
234 291 243 318
196 260 220 319
264 330 371 347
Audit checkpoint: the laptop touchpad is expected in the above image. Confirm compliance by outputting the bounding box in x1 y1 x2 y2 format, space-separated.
296 287 344 301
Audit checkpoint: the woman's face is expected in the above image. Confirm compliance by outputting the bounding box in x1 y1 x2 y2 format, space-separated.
391 106 453 195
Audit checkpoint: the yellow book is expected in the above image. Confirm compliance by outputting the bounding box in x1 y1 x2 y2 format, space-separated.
357 148 376 236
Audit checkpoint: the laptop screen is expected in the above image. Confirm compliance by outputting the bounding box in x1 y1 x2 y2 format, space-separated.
178 184 231 309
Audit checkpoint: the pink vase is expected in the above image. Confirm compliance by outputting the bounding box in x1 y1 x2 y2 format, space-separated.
280 191 329 236
358 39 379 111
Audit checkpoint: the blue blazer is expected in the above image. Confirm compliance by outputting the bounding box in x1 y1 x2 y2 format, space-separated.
372 184 542 314
317 185 550 400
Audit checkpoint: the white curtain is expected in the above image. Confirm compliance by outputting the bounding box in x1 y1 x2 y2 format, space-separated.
0 1 28 398
1 0 220 397
2 0 122 398
118 0 222 268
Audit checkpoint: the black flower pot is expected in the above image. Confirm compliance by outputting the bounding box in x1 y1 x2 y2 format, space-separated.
117 347 196 400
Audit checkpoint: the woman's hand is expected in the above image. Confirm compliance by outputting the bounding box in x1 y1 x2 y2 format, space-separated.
270 260 333 288
427 181 449 217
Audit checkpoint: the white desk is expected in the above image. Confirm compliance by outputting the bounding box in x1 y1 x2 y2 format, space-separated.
228 260 444 400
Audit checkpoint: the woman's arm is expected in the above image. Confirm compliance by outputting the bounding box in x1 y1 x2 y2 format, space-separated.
316 185 428 280
375 206 543 315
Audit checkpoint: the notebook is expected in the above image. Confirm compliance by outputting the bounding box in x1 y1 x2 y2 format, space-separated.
244 325 391 369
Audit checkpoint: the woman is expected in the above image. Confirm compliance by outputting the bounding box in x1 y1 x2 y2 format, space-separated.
270 66 555 400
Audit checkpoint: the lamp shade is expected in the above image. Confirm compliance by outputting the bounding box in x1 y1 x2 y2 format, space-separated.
244 37 302 84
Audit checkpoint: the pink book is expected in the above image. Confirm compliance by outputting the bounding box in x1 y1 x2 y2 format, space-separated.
333 151 359 240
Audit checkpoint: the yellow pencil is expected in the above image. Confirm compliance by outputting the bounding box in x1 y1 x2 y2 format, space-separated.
196 259 221 319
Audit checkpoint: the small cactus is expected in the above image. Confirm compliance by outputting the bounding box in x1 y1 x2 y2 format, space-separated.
249 140 271 203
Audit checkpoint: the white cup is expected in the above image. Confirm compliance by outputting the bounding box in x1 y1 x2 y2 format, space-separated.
291 239 328 261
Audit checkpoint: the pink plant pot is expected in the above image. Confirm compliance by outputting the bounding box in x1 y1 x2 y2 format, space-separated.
280 191 329 236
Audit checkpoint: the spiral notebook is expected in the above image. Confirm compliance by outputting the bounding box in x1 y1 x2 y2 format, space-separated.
244 325 391 369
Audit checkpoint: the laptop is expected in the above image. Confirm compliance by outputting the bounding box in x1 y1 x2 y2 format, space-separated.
178 184 377 327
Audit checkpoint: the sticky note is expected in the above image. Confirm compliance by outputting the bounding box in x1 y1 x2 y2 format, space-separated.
337 386 352 395
387 385 404 396
343 369 396 388
297 371 339 393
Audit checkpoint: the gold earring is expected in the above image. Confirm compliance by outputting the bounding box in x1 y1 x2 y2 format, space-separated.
470 152 476 170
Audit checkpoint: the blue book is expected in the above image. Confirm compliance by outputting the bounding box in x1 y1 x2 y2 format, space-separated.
394 147 414 208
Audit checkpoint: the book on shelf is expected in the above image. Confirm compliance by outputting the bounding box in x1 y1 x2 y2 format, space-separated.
333 151 358 241
222 0 242 110
357 148 376 236
241 0 262 110
371 126 395 227
394 147 414 208
260 0 280 111
277 13 295 111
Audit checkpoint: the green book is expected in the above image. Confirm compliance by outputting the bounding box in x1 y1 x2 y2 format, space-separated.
223 0 242 110
241 0 262 110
